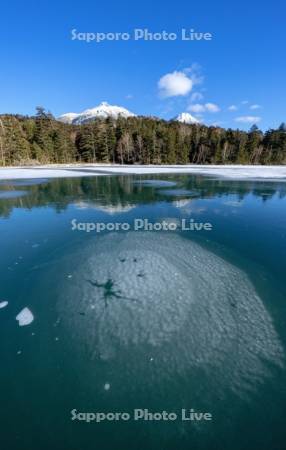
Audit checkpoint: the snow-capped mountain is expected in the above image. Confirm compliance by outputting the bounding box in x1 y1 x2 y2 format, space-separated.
175 112 200 124
57 113 79 124
58 102 136 124
58 103 202 126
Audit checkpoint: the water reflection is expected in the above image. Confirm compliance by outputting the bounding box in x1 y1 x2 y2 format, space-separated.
0 174 286 218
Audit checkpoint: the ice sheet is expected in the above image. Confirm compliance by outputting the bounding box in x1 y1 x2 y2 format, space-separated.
1 164 286 180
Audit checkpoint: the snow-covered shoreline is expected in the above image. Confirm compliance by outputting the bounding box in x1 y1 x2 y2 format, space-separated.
0 164 286 180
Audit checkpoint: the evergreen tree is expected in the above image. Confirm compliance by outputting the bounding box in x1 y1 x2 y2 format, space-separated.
0 109 286 166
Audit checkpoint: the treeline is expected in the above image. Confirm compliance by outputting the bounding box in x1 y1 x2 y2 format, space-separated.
0 107 286 166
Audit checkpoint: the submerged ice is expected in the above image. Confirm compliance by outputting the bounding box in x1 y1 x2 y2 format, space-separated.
58 232 284 398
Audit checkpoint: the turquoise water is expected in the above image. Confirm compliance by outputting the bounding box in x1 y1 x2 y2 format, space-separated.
0 174 286 450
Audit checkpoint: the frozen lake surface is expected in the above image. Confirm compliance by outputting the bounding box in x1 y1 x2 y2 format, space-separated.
1 164 286 180
0 173 286 450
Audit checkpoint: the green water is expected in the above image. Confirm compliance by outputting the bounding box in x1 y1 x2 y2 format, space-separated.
0 174 286 450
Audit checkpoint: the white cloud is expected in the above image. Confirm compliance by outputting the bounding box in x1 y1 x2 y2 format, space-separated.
211 121 224 127
205 103 220 112
228 105 238 111
190 92 204 102
126 94 133 99
158 71 193 98
188 103 205 113
241 100 249 105
183 64 204 86
249 104 262 110
188 102 220 113
235 116 261 124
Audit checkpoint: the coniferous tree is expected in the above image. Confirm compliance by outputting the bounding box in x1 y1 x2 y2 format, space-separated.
0 109 285 166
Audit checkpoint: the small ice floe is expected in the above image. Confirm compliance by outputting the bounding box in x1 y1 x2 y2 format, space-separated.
150 357 154 362
104 383 111 391
16 307 34 326
67 274 73 279
31 243 40 249
0 301 8 309
133 180 177 188
17 351 22 355
55 337 59 341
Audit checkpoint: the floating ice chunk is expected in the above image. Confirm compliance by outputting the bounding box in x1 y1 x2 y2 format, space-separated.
104 383 110 391
133 179 177 188
16 307 34 326
0 301 8 309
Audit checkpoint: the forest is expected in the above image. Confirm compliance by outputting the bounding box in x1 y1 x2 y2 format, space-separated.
0 107 285 166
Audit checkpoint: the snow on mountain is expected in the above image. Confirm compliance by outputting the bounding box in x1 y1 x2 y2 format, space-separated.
58 113 79 124
58 102 136 124
175 112 201 124
58 104 203 126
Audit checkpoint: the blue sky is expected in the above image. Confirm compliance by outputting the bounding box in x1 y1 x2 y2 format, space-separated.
0 0 285 130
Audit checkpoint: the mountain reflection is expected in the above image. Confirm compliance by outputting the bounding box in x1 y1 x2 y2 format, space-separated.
0 174 285 218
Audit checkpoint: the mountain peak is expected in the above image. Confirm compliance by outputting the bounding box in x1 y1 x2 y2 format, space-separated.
58 102 136 124
175 112 201 124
